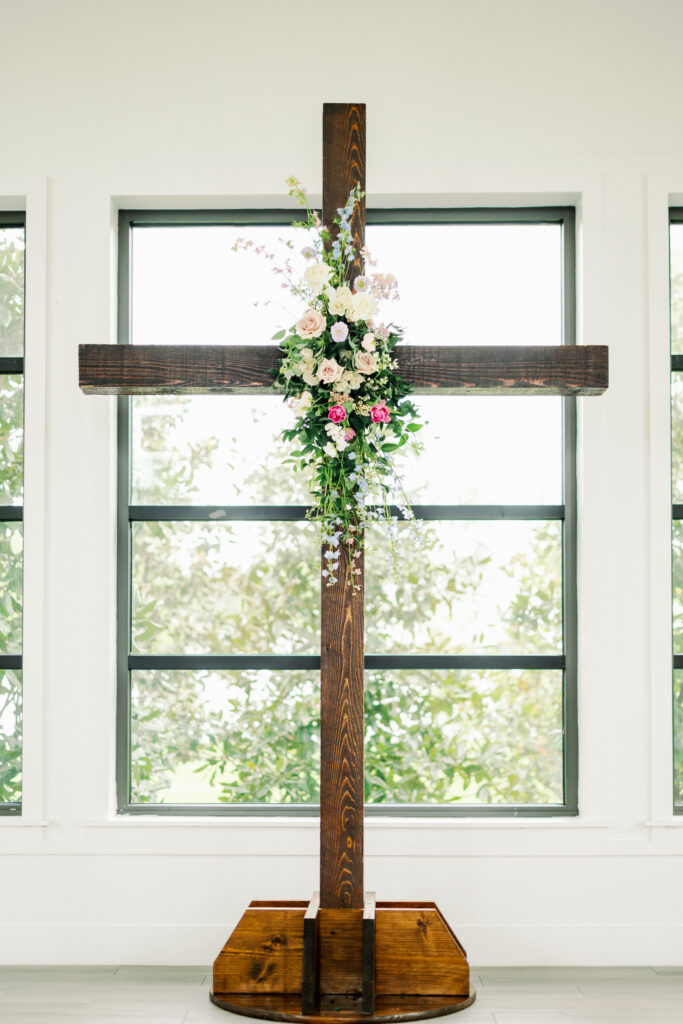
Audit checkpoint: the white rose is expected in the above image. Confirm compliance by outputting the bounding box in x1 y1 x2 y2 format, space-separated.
327 286 354 317
288 391 313 416
302 370 318 387
354 350 378 375
296 309 326 340
342 370 363 390
350 292 378 322
303 263 333 294
317 358 344 384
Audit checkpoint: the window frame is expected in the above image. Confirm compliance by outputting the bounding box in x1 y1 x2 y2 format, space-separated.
116 206 578 817
0 210 26 817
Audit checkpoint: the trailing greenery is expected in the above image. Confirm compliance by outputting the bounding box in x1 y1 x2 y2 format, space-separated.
236 180 422 588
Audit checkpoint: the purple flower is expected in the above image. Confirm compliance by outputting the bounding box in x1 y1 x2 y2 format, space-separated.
301 246 316 260
330 321 349 343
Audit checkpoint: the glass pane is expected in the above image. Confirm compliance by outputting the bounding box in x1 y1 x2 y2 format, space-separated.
671 224 683 354
131 224 305 347
131 521 319 655
0 227 24 357
0 669 21 804
129 667 563 807
365 668 563 805
673 377 683 502
131 394 312 505
0 375 23 504
366 520 562 655
675 671 683 807
674 523 683 654
0 524 22 653
365 222 562 347
130 669 319 804
391 395 562 505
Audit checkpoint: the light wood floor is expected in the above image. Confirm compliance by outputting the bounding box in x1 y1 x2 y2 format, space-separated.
0 966 682 1023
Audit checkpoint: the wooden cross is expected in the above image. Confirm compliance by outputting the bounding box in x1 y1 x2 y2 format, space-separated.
80 104 608 1020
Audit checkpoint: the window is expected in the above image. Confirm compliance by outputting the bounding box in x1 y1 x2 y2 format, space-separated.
670 211 683 810
0 214 24 815
118 207 577 815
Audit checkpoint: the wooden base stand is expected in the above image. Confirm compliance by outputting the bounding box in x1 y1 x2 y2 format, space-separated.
211 895 475 1021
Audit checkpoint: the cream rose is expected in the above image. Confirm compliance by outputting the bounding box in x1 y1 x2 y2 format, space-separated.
296 309 326 340
354 350 378 375
303 263 333 294
327 286 354 316
350 292 378 321
317 357 344 384
342 369 363 391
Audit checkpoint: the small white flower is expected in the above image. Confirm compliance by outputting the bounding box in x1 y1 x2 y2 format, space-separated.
323 442 337 458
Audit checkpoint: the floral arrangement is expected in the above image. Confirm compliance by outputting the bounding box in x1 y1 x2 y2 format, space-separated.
234 178 422 588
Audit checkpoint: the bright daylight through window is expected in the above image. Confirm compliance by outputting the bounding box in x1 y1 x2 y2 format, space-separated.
0 215 24 814
119 209 576 815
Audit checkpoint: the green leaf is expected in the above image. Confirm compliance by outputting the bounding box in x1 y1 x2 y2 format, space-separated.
271 329 286 341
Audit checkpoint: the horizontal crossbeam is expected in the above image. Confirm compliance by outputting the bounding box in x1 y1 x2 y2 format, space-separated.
79 343 608 396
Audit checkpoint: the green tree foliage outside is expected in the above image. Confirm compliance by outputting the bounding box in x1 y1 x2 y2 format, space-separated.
129 395 565 808
0 226 24 805
669 238 683 805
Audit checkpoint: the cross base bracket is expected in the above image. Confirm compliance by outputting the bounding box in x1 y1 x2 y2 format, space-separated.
211 896 475 1021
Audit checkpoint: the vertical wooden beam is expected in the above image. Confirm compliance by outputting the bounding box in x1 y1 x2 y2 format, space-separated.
322 103 366 286
301 892 320 1013
362 892 377 1014
320 104 366 910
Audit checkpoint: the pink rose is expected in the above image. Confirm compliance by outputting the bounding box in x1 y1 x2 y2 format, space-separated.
344 427 356 441
296 309 326 340
328 405 347 424
370 403 391 423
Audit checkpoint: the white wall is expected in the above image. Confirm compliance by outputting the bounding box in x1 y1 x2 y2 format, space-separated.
1 0 682 965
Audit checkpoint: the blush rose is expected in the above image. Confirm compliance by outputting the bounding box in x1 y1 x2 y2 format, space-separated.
316 357 344 384
296 309 326 340
354 350 378 374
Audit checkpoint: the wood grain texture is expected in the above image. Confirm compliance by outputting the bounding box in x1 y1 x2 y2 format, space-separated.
79 343 609 396
317 908 364 995
323 103 366 286
320 543 364 909
210 991 476 1021
209 992 476 1021
374 907 469 997
213 905 306 996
